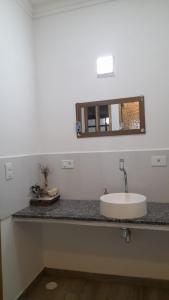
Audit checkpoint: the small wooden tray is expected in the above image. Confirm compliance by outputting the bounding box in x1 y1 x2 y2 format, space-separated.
30 194 60 206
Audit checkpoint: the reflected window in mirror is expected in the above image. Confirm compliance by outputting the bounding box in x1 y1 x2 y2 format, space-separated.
99 105 109 132
121 101 140 130
87 106 96 133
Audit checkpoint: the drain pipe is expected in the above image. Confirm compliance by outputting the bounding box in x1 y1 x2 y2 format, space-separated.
120 228 131 243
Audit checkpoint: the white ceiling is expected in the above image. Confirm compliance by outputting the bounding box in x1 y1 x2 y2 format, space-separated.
25 0 114 17
30 0 87 5
30 0 53 4
29 0 114 6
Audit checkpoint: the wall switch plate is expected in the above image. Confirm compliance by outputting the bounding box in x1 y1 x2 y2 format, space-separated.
5 162 14 180
151 156 167 167
61 160 74 169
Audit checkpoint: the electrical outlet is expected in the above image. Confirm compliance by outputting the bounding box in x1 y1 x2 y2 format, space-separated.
5 162 14 180
61 160 74 169
151 156 167 167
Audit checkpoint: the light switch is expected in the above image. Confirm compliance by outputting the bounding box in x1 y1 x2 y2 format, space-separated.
151 156 167 167
5 162 14 180
61 160 74 169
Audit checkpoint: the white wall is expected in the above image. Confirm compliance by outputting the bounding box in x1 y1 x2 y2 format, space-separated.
0 154 44 300
0 2 43 300
43 150 169 203
34 0 169 153
0 155 42 220
0 0 40 156
42 223 169 280
1 218 43 300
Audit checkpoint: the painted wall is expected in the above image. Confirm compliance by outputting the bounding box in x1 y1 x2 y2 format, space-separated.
43 150 169 203
0 154 43 300
34 0 169 152
0 2 43 300
1 218 43 300
0 155 41 220
0 149 43 299
42 223 169 280
0 0 40 156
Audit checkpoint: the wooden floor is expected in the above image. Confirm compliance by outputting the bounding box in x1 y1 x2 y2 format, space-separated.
20 270 169 300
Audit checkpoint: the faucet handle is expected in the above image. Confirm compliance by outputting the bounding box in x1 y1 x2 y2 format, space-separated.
103 188 108 195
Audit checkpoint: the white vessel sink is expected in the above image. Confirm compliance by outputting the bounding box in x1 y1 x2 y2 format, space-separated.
100 193 147 220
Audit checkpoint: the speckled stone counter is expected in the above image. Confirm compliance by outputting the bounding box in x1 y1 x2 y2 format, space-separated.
13 199 169 226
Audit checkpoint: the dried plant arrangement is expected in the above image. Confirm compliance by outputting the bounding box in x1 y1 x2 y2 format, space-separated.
30 185 43 198
29 164 60 206
39 164 50 189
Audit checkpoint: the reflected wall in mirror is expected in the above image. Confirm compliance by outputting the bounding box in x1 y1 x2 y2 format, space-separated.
76 96 145 138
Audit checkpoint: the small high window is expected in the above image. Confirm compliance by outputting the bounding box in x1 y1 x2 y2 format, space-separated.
97 55 114 77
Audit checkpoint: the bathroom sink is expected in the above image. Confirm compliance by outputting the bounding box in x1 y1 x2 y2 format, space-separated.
100 193 147 219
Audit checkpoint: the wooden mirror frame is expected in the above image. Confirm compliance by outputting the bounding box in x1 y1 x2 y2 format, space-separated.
76 96 145 138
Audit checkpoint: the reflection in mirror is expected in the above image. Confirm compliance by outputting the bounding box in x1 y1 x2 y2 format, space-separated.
87 106 96 133
99 105 109 132
111 104 122 131
121 101 140 130
81 107 85 133
111 101 140 131
76 96 145 138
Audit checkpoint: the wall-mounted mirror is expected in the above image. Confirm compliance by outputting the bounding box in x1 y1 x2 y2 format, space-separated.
76 96 145 138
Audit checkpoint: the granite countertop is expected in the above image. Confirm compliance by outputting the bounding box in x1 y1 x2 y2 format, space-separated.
13 199 169 226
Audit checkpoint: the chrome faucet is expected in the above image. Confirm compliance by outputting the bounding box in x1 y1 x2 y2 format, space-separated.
119 159 128 193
